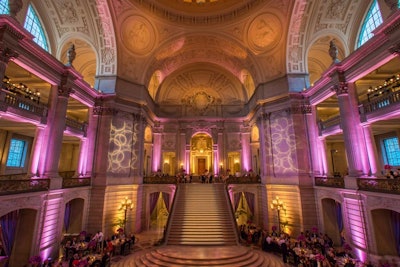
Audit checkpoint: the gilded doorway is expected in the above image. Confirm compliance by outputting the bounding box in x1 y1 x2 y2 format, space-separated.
198 158 206 174
191 133 213 175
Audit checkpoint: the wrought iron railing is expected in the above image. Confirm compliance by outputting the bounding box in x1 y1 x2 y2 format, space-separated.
225 175 261 184
143 176 178 184
314 176 345 188
62 177 91 188
317 115 341 132
65 117 87 135
357 178 400 194
0 178 50 195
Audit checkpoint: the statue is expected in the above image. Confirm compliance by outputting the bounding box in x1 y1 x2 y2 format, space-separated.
329 40 340 64
66 44 76 66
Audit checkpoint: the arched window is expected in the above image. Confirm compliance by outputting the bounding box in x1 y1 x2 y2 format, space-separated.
0 0 9 14
23 4 49 51
357 0 383 48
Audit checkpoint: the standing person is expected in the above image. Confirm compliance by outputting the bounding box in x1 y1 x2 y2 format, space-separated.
92 230 104 253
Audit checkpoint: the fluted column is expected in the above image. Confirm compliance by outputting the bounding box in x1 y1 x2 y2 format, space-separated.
43 80 71 189
256 113 268 179
134 113 145 183
303 104 324 175
332 72 368 177
217 127 224 174
76 137 88 176
28 125 45 177
83 107 98 177
152 128 162 172
179 128 186 172
240 125 251 172
318 137 329 176
363 124 381 177
91 105 113 186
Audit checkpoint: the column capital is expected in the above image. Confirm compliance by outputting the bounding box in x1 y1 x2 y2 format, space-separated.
331 81 349 96
389 43 400 56
0 46 18 63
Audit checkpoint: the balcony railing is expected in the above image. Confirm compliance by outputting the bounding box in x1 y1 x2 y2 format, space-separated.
317 115 341 134
225 175 261 184
357 178 400 194
0 87 48 121
0 178 50 195
62 177 91 188
65 117 87 136
360 90 400 115
315 176 345 188
143 176 178 184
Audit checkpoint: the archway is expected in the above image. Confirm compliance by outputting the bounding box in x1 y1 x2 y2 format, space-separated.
149 192 170 231
321 198 343 246
190 133 213 176
371 209 400 256
63 198 84 234
234 192 255 226
0 209 37 267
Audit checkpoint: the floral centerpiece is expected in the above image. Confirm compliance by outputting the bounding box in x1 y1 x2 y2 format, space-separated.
315 253 325 262
384 164 392 170
28 255 42 267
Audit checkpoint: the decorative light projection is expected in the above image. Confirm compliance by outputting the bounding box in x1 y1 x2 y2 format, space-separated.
107 119 138 174
269 112 297 173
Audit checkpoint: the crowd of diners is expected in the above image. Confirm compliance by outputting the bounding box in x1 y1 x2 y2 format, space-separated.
26 229 136 267
239 222 395 267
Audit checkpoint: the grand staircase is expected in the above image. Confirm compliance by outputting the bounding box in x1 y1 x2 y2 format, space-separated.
112 183 287 266
166 183 238 246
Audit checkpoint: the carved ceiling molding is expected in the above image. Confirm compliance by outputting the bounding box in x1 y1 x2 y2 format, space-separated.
129 0 267 25
157 69 244 105
246 12 283 55
42 0 117 75
143 34 260 85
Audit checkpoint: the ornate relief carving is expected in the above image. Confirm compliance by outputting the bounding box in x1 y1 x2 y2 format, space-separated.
247 13 282 54
131 0 264 25
121 15 156 55
183 91 215 115
57 0 79 24
325 0 348 20
162 134 176 150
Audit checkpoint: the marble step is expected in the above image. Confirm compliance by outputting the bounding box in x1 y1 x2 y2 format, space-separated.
133 246 265 267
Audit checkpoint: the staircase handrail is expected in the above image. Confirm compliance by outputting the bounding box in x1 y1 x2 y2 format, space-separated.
161 184 180 245
223 184 241 245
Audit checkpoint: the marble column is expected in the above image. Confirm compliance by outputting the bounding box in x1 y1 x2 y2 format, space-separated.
152 129 162 172
83 107 98 177
43 82 71 189
363 124 381 177
256 114 268 178
28 125 45 177
304 104 324 175
332 73 367 177
240 126 251 172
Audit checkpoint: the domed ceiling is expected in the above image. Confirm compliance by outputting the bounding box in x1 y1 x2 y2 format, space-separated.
116 0 291 106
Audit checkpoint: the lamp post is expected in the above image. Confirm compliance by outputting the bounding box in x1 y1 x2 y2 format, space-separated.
330 149 338 176
270 196 286 233
119 197 134 234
